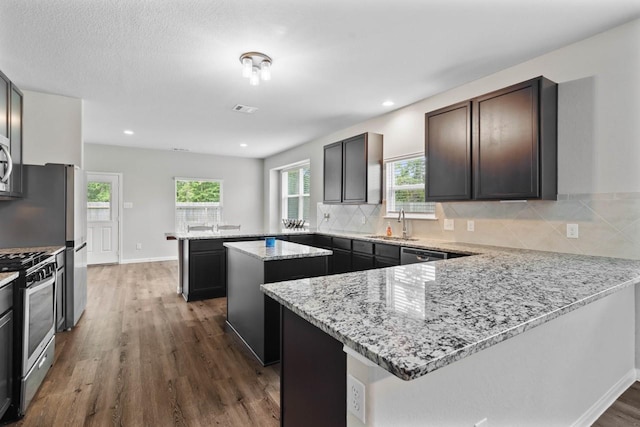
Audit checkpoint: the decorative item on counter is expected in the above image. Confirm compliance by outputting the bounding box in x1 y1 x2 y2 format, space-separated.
265 237 276 247
386 222 393 237
282 218 306 229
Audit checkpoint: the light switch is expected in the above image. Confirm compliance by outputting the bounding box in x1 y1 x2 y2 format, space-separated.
467 220 475 232
124 202 133 209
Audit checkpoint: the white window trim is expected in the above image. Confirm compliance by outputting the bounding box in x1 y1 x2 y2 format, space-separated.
281 164 310 221
384 155 437 220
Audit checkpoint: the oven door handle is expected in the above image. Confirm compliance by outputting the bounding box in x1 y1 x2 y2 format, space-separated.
27 276 56 294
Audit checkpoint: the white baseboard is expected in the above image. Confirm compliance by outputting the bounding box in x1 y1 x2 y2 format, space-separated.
571 368 637 427
120 256 178 264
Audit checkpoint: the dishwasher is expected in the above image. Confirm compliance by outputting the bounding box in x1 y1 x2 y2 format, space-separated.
400 247 447 265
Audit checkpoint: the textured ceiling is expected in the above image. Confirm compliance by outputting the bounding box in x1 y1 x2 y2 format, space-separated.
1 0 639 158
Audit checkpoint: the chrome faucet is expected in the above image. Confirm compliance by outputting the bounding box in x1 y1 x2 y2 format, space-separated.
398 209 408 239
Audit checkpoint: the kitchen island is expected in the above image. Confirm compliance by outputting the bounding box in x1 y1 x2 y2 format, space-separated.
262 247 640 426
224 239 331 365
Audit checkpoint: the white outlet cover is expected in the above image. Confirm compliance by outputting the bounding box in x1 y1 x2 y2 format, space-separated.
347 374 366 423
467 220 475 232
567 223 579 238
444 219 454 231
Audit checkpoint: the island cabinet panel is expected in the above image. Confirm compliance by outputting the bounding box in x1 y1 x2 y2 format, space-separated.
323 141 343 203
281 307 346 427
182 239 226 301
473 77 557 200
226 243 330 366
425 101 471 201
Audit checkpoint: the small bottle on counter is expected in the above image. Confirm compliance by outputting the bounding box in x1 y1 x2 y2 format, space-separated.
386 222 392 237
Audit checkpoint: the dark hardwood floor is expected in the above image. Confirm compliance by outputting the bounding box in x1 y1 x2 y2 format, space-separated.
6 261 639 426
11 261 279 427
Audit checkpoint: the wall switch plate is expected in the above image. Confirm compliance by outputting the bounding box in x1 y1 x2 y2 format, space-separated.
361 216 366 225
475 418 488 427
136 243 142 250
123 202 133 209
567 223 579 238
467 220 475 232
444 219 454 231
347 374 366 423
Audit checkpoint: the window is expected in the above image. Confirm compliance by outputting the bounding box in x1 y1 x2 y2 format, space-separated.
281 164 310 222
87 181 112 221
175 178 222 231
385 156 436 217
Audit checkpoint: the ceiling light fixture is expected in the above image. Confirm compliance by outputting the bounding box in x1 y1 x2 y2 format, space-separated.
240 143 248 148
239 52 272 86
382 100 394 107
123 130 134 135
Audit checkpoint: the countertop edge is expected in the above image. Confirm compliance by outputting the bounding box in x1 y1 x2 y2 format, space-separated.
0 271 19 287
261 274 640 381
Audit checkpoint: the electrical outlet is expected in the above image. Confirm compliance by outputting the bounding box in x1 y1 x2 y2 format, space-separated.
474 418 488 427
567 223 579 239
323 213 330 222
347 374 365 423
361 216 366 225
467 220 475 232
444 219 454 231
136 243 142 250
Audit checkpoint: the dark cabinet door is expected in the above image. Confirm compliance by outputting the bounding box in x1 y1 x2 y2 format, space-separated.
425 101 471 201
472 78 557 200
0 309 12 419
323 141 343 203
352 253 375 271
375 257 399 268
288 234 316 246
0 72 8 138
342 134 367 203
331 249 351 274
189 250 226 299
9 84 22 195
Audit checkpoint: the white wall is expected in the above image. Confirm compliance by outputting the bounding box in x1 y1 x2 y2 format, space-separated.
263 18 640 228
22 90 83 167
84 144 264 262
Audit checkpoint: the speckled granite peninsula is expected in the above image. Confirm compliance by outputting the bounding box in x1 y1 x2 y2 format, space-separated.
261 247 640 381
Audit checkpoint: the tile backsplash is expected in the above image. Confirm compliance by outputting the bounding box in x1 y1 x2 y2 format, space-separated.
317 192 640 260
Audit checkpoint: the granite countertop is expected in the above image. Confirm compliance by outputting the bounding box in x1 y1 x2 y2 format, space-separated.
0 271 19 287
224 240 332 261
166 229 312 240
0 246 65 256
261 247 640 381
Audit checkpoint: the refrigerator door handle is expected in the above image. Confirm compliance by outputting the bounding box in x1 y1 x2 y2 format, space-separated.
0 143 13 183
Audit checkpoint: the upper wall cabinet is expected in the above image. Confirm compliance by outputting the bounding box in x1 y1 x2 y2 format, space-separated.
323 132 383 204
425 76 557 202
425 101 472 201
0 69 23 199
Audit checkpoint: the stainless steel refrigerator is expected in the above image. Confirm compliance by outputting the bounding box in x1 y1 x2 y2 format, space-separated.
0 163 87 330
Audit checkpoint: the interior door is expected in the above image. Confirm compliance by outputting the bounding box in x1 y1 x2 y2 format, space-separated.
86 173 120 265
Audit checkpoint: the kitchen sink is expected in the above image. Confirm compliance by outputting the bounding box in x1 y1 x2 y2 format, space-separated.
365 235 419 242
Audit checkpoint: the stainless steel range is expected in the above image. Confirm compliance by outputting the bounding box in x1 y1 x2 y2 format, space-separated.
0 251 56 421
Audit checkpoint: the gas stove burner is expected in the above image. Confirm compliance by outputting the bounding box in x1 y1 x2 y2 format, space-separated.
0 251 49 272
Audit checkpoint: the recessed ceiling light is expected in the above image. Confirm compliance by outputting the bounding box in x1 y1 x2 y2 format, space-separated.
240 143 248 148
382 100 394 107
123 130 134 135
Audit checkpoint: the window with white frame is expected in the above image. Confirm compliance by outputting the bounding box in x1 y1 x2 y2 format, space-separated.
175 178 222 231
385 156 436 217
281 164 310 221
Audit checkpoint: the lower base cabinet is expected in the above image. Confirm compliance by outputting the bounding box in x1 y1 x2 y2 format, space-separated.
281 307 346 427
0 280 13 421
